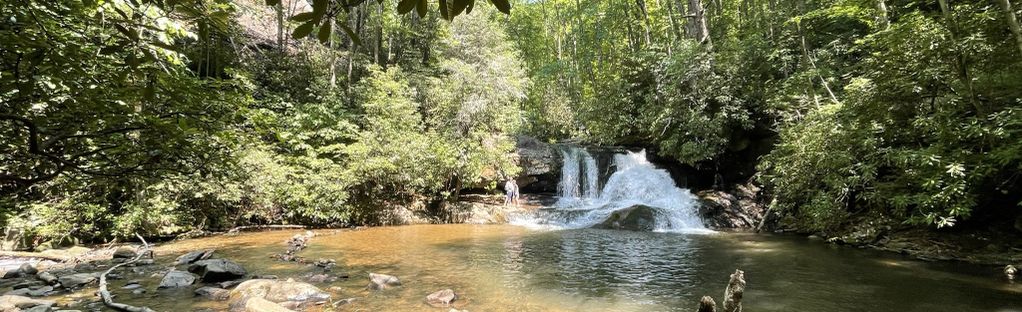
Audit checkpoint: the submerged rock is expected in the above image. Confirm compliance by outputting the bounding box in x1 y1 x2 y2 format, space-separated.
158 270 197 288
367 273 401 290
229 279 330 311
57 273 96 289
426 289 457 307
195 286 231 300
237 297 295 312
592 205 659 231
188 259 246 282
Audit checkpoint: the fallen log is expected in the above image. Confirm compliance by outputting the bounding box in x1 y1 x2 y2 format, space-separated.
98 234 155 312
226 225 306 234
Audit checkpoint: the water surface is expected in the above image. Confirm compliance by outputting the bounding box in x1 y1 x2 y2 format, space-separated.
127 224 1021 311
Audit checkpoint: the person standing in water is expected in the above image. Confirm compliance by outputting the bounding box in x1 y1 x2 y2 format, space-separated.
504 178 519 206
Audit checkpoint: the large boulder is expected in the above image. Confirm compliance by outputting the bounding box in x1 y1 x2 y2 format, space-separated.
697 182 767 230
0 295 55 311
57 273 96 289
228 279 330 311
514 136 561 193
367 273 401 290
593 205 660 231
112 247 138 259
158 270 197 288
188 259 246 282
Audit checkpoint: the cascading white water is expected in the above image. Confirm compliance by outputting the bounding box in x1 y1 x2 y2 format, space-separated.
516 148 710 233
556 147 600 207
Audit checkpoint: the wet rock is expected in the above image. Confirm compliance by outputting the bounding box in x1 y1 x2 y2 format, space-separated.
58 273 97 289
176 249 215 265
121 283 143 290
73 262 97 272
593 205 659 231
313 259 336 271
251 275 278 280
332 298 356 306
2 263 38 279
306 274 336 284
0 295 56 310
12 280 44 289
218 280 244 289
26 286 53 297
274 232 313 262
426 289 457 307
188 259 246 282
237 297 295 312
229 279 330 310
18 263 38 276
36 272 57 285
4 288 31 296
158 270 197 288
112 247 138 259
367 273 401 290
195 286 230 300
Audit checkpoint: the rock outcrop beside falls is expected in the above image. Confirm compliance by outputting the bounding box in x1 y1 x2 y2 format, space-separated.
513 136 561 193
697 182 768 230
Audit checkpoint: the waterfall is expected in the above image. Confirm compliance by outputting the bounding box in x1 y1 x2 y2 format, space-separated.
556 147 600 206
516 148 709 233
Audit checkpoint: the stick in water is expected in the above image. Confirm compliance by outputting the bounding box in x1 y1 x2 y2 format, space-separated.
98 234 156 312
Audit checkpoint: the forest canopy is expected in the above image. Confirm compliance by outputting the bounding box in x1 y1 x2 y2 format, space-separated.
2 0 1021 244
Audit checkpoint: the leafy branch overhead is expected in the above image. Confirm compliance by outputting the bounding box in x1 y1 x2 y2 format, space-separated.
278 0 511 44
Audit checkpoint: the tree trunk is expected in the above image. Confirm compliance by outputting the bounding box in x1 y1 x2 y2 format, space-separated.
329 18 337 90
996 0 1022 56
687 0 712 47
938 0 983 114
876 0 890 30
662 0 682 44
635 0 653 46
276 2 284 50
375 1 384 66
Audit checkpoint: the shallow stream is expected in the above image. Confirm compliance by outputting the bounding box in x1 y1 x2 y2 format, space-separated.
118 224 1022 311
